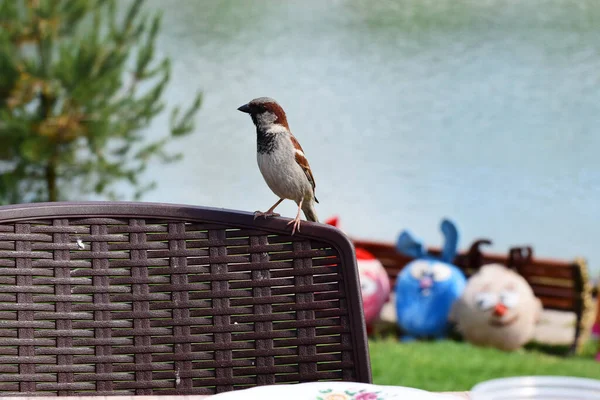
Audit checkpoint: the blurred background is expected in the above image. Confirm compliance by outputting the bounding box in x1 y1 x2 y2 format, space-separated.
136 0 600 278
2 0 598 277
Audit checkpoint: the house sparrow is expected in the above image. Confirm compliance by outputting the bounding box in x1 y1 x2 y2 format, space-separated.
237 97 319 235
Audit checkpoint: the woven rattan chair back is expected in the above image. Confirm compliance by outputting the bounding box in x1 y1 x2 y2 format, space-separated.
0 202 370 396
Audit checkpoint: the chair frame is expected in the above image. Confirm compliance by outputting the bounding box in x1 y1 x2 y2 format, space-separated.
0 201 371 396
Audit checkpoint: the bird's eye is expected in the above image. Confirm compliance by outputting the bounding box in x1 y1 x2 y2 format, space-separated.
431 264 452 282
499 290 520 308
409 261 430 280
474 292 497 310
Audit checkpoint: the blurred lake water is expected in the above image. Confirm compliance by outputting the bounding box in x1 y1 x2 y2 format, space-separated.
118 0 600 277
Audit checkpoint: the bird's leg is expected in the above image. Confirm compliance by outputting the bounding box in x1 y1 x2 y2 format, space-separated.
254 198 284 220
286 198 303 235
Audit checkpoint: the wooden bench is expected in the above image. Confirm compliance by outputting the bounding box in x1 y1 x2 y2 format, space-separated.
595 285 600 360
0 201 371 396
353 237 594 354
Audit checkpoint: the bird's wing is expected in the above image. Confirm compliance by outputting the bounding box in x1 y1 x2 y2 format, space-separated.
290 135 318 202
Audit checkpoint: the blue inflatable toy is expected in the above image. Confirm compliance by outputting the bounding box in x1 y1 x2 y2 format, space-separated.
394 219 467 340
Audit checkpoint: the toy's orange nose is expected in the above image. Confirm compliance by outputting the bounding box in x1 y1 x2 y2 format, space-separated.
493 303 507 317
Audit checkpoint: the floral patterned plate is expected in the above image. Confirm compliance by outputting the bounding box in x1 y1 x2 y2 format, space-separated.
210 381 465 400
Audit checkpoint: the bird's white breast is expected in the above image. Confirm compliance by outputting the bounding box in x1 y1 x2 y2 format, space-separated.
257 131 310 203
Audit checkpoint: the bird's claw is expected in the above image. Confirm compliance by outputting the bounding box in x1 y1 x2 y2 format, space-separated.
286 218 301 235
254 211 280 220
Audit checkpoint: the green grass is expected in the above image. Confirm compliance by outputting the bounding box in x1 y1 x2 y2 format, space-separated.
368 339 600 392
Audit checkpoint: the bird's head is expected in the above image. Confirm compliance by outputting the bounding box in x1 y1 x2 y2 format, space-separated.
237 97 289 130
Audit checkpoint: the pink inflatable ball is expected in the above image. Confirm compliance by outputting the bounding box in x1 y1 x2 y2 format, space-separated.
324 216 391 330
355 247 391 326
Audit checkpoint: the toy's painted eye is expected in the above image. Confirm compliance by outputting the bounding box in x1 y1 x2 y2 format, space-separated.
431 264 452 282
499 290 520 308
409 261 430 280
360 278 377 296
474 292 497 310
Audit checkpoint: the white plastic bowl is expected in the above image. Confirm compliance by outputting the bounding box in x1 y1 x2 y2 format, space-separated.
470 376 600 400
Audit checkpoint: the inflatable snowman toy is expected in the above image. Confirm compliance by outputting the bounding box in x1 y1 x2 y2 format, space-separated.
451 263 543 351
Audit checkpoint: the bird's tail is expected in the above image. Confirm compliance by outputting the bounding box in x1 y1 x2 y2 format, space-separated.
302 200 319 222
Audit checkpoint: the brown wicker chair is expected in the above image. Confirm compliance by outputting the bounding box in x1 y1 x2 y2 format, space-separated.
0 202 371 396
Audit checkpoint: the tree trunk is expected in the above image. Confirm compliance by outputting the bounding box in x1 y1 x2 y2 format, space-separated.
39 36 57 202
45 160 57 202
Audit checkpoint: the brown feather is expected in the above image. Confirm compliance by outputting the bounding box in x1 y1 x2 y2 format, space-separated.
262 102 290 129
290 135 318 203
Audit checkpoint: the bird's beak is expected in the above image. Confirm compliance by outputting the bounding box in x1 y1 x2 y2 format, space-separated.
237 103 251 113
